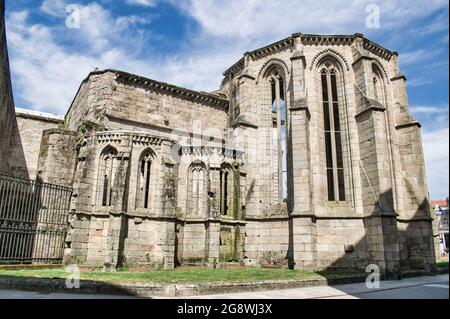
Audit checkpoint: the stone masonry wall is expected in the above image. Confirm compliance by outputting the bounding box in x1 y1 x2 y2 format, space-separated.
36 129 79 187
66 71 229 139
12 112 62 179
124 217 176 269
0 1 17 175
244 219 290 266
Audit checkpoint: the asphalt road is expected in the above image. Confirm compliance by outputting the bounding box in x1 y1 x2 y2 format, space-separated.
0 274 448 299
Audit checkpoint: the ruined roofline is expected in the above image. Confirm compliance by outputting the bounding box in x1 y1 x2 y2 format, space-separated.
223 33 397 77
15 107 64 124
66 69 229 118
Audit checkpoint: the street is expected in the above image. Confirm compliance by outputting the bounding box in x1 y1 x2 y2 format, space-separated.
0 274 447 299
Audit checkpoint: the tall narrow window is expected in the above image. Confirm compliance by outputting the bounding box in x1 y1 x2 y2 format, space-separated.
270 71 287 203
321 67 345 201
97 146 117 207
220 164 233 216
372 66 384 104
137 150 153 209
231 82 240 119
373 77 379 100
188 163 206 215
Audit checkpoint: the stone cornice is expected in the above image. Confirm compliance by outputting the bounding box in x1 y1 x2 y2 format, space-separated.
15 111 63 124
92 131 168 146
289 105 311 120
362 38 393 60
248 37 293 60
396 215 433 222
236 73 256 81
355 105 387 119
395 121 422 130
223 33 396 77
300 33 355 46
113 70 229 110
230 119 258 129
391 74 407 82
223 58 245 77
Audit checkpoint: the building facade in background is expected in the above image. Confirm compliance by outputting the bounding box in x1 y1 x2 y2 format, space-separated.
432 199 449 257
3 29 437 276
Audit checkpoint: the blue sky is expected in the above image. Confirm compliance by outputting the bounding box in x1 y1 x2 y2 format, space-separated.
4 0 449 199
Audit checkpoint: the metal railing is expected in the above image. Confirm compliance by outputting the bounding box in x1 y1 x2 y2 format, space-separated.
0 174 72 264
439 214 449 232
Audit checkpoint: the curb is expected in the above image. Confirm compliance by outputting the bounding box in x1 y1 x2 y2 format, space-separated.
0 274 368 298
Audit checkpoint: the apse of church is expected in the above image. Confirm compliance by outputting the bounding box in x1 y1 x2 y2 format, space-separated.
27 33 434 276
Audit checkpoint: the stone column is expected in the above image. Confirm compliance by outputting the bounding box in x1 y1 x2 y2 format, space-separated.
103 149 131 271
288 50 311 214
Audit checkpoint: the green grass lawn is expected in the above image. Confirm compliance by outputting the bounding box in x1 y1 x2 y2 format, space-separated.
0 267 362 285
436 259 449 269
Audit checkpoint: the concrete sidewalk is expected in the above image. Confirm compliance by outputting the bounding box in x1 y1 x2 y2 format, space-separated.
175 274 449 299
0 274 447 299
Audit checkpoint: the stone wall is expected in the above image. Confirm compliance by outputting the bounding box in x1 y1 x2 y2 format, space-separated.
65 70 229 138
11 110 63 179
0 0 19 175
36 129 79 187
244 219 290 266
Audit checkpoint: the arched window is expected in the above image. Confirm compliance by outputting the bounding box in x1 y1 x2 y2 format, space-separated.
220 164 234 216
268 68 287 204
97 146 118 206
187 163 207 215
136 149 154 209
372 65 384 104
321 62 345 201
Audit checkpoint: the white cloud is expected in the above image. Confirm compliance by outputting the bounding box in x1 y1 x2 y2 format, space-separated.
5 8 229 114
410 105 448 114
398 49 442 66
127 0 157 7
169 0 449 39
422 127 449 199
40 0 67 17
406 78 434 87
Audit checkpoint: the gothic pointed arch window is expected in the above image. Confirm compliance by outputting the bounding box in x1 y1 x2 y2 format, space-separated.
136 149 155 209
187 162 207 216
372 64 385 105
320 60 346 201
97 146 118 206
267 65 287 204
220 163 234 216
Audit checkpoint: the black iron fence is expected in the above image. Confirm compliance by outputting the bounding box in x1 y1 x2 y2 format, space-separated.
0 174 72 264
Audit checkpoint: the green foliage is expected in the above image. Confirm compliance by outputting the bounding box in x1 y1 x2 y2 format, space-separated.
58 116 69 130
78 123 88 134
